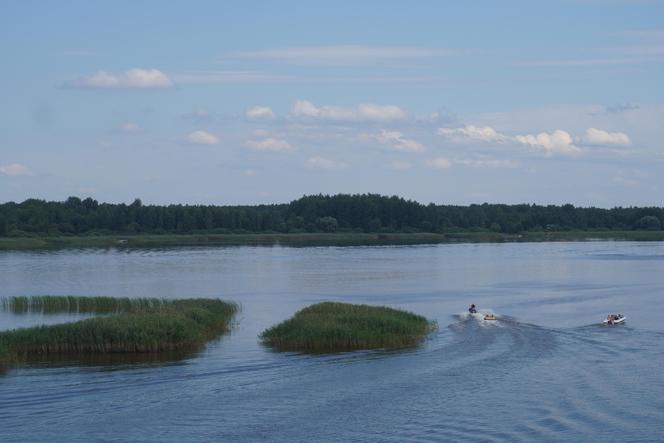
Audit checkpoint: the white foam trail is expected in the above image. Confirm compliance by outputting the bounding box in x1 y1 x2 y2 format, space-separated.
451 310 506 329
468 309 503 327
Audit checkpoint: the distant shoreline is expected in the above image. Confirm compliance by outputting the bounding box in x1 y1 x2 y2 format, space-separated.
1 230 663 250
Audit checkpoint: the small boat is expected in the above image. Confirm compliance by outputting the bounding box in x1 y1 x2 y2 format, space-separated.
602 314 626 325
483 314 497 321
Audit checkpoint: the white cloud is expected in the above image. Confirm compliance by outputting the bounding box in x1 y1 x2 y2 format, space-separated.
246 138 293 152
70 68 173 89
305 156 347 169
438 125 507 143
426 157 452 170
364 130 425 152
187 130 219 145
390 161 412 170
582 128 631 146
120 122 139 133
291 100 407 122
438 122 610 157
233 46 454 65
455 158 518 168
0 163 32 176
245 106 275 120
515 130 580 156
292 100 320 118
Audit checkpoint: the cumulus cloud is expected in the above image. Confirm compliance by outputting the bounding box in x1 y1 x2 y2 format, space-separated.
246 138 293 152
426 157 452 170
305 156 347 169
439 120 635 157
291 100 407 122
69 68 173 89
515 130 580 156
438 125 507 143
439 122 587 156
245 106 275 120
364 130 425 152
581 128 631 147
0 163 32 176
187 130 219 145
233 46 454 65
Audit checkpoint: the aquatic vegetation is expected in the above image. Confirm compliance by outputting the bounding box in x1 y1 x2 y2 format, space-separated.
2 296 169 314
260 302 435 353
0 232 452 250
0 296 238 367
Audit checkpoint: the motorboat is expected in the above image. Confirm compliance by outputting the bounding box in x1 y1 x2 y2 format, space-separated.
602 314 626 325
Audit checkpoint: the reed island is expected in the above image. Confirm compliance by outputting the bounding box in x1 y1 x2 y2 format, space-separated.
0 296 238 367
260 302 435 353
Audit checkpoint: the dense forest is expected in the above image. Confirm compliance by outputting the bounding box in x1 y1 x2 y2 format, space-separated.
0 194 662 237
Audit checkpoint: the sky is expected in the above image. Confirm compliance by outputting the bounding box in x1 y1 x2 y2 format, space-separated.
1 0 663 207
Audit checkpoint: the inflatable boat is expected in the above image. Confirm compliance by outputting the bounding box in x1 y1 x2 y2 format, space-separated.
602 314 626 325
483 314 497 321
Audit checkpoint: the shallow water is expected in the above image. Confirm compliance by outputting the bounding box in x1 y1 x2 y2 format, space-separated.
1 242 663 442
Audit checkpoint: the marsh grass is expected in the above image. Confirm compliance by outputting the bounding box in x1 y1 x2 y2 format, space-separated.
0 233 449 250
260 302 435 353
3 231 664 251
0 296 238 367
2 296 167 314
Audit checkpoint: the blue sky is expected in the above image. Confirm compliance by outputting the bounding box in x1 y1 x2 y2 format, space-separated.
1 0 663 206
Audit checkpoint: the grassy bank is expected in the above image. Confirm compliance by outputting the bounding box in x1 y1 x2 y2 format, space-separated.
1 230 663 251
260 302 436 353
0 296 238 367
0 233 449 250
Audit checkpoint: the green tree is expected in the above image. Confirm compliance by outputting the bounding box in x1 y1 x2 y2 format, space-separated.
0 215 7 236
635 215 662 230
315 216 338 232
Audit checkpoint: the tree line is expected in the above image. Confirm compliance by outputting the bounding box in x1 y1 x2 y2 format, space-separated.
0 194 662 237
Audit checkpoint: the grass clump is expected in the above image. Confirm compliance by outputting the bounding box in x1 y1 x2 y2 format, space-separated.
0 296 238 367
260 302 435 353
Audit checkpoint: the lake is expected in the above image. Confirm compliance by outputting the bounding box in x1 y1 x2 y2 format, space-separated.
1 241 663 442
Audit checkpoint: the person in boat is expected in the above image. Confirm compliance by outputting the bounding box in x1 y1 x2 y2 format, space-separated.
607 314 623 323
469 304 477 314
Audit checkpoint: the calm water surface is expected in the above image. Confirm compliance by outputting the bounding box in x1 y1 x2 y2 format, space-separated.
1 242 663 442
